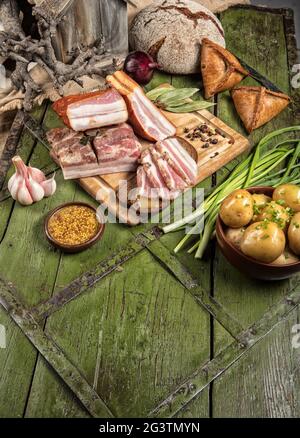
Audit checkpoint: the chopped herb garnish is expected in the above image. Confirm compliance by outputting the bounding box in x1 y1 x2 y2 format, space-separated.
261 219 270 229
253 204 261 215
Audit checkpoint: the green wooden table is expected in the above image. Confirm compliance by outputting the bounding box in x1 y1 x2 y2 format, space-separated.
1 5 300 418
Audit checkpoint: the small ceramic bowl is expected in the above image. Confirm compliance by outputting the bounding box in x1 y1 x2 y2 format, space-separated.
45 202 105 253
216 186 300 281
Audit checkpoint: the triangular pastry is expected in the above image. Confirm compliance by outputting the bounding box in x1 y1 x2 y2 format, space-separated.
201 38 248 99
231 86 291 133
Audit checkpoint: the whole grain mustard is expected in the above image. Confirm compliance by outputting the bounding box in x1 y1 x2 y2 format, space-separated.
48 205 99 245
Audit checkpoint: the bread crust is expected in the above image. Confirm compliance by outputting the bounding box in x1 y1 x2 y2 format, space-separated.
231 86 291 132
129 0 225 75
201 38 248 99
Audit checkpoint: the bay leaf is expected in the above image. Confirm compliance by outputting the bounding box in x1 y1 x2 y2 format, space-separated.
158 88 199 105
166 101 215 113
146 87 172 101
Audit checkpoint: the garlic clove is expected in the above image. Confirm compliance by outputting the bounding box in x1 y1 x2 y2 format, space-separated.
8 173 17 194
28 165 46 184
17 179 33 206
9 175 22 200
27 175 45 203
40 174 57 197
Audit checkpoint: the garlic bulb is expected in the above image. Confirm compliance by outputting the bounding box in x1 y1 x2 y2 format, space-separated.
8 156 57 206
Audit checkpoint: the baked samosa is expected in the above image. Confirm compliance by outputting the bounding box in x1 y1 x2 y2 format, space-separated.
231 86 291 133
201 38 248 99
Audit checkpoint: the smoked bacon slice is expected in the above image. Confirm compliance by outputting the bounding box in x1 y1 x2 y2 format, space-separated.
155 138 198 186
106 71 176 142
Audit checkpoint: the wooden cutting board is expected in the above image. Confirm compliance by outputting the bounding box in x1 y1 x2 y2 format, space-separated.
79 108 250 225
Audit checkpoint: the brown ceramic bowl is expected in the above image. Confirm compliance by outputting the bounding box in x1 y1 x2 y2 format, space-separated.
216 186 300 281
44 202 105 253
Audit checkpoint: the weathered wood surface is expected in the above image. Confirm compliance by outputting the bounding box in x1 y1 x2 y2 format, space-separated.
54 0 128 62
1 5 300 418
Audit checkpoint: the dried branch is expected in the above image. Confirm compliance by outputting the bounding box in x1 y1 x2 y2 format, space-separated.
0 0 118 111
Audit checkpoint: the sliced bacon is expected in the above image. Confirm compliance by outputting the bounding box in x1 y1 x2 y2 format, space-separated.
140 149 180 200
149 147 187 191
106 71 176 142
52 88 128 131
136 166 156 199
155 138 198 185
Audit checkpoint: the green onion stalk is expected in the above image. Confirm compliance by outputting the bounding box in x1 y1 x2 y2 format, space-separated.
162 126 300 259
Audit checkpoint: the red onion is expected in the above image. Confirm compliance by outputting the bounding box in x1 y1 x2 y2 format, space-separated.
123 51 160 85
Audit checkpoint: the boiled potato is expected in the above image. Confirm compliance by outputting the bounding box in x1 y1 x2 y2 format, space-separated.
252 193 272 221
256 201 290 230
273 184 300 212
288 212 300 255
225 227 246 250
220 189 253 228
271 248 299 265
240 221 286 263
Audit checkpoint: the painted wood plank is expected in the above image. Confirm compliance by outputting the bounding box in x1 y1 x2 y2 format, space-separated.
32 233 149 320
213 306 300 417
176 388 210 418
148 279 300 417
0 307 37 418
25 250 210 417
25 356 90 418
0 111 24 190
0 278 113 418
146 238 243 339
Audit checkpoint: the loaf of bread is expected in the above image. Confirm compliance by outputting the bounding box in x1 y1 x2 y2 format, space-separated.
129 0 225 75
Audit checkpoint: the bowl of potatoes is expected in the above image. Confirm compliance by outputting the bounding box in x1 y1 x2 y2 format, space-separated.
216 185 300 280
